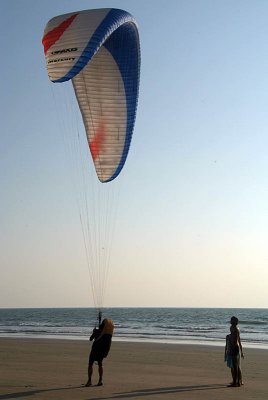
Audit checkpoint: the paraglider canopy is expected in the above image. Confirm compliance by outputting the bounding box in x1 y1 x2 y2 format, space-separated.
42 8 140 183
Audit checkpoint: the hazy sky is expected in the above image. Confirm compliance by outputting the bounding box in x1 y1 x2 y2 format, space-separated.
1 0 268 308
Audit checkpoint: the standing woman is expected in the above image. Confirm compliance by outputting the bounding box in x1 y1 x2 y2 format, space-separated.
229 316 244 387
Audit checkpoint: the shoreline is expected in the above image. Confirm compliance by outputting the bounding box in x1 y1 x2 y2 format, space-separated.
1 338 268 399
1 334 268 350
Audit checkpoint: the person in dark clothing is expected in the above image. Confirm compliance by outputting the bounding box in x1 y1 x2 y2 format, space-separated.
228 316 244 387
85 318 114 387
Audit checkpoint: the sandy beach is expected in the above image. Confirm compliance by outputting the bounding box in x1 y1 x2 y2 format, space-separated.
0 338 267 399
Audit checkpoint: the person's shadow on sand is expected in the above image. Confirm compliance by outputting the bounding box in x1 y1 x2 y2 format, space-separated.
0 385 83 399
87 384 230 399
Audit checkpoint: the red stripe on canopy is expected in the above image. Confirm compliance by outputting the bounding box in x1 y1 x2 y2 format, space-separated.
42 14 78 55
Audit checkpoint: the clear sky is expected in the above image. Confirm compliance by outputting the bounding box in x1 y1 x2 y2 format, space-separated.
1 0 268 308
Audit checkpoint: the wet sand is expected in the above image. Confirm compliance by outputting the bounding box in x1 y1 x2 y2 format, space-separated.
0 338 267 399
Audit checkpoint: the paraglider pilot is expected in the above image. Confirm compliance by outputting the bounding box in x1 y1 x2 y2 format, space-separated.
85 314 114 387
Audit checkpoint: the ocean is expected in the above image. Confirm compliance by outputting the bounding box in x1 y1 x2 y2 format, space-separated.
0 308 267 349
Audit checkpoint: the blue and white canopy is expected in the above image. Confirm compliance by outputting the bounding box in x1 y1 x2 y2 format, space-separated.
42 8 140 182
